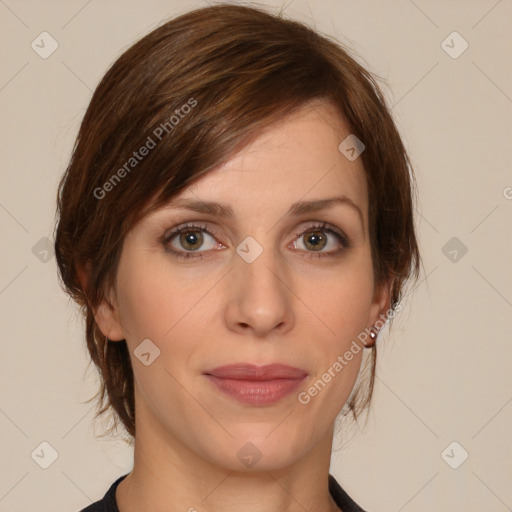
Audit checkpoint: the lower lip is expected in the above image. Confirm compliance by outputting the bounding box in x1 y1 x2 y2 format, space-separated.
205 375 306 405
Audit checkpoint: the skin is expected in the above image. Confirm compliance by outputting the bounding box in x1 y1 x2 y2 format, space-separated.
90 99 391 512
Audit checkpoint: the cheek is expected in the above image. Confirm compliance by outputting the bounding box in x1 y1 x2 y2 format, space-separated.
291 252 374 410
296 250 375 342
114 261 206 409
116 276 171 341
114 251 204 341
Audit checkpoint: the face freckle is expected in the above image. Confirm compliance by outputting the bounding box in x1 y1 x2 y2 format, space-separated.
102 99 390 473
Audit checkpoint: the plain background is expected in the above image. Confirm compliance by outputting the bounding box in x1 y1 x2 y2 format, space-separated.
1 0 511 510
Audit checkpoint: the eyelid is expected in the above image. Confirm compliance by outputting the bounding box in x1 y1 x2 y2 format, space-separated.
163 221 213 239
163 219 348 241
296 220 350 247
162 222 221 246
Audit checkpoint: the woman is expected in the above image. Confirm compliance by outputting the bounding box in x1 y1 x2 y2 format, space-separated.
54 3 421 511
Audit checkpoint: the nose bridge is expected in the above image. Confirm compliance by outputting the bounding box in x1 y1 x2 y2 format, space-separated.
235 232 283 284
228 232 291 332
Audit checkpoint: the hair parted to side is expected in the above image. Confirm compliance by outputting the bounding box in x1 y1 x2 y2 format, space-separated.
54 2 422 440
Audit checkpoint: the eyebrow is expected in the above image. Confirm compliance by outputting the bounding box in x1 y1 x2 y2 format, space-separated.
163 195 364 227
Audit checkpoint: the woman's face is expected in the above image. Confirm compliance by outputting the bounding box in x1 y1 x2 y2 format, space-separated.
96 99 390 471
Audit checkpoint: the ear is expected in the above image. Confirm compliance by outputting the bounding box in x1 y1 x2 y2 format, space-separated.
367 277 394 330
77 261 125 342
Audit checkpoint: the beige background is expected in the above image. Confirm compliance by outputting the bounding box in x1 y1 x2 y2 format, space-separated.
1 0 511 510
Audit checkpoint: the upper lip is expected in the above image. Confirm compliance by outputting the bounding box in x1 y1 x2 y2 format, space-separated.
204 363 308 380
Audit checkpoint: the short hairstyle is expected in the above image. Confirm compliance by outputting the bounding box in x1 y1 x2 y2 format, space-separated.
54 3 422 440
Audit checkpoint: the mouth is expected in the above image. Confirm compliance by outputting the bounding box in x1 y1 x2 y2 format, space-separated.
203 363 308 406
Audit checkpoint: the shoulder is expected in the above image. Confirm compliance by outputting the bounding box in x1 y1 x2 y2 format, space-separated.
76 474 128 512
328 473 369 512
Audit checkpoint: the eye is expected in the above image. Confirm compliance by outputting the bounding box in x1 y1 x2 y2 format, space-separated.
161 221 350 261
162 223 223 260
290 221 349 258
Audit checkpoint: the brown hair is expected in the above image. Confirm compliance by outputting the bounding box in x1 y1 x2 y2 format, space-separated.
54 2 422 440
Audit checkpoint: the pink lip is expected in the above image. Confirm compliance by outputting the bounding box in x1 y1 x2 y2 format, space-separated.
204 364 308 406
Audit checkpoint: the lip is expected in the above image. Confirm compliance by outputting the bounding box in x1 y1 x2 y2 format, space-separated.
204 363 308 406
205 363 308 380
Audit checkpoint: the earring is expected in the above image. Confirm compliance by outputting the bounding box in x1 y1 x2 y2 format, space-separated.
364 326 378 348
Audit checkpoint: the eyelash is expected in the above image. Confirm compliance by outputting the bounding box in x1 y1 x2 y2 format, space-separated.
161 221 350 261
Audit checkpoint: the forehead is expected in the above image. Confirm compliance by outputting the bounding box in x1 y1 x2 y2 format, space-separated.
182 101 367 220
141 99 369 231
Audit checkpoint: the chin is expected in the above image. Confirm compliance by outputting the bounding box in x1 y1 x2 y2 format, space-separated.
201 430 308 473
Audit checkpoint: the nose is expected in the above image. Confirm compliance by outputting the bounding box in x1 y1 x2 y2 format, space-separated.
224 239 294 338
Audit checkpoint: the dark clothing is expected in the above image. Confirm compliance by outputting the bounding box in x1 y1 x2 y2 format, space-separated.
79 473 367 511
